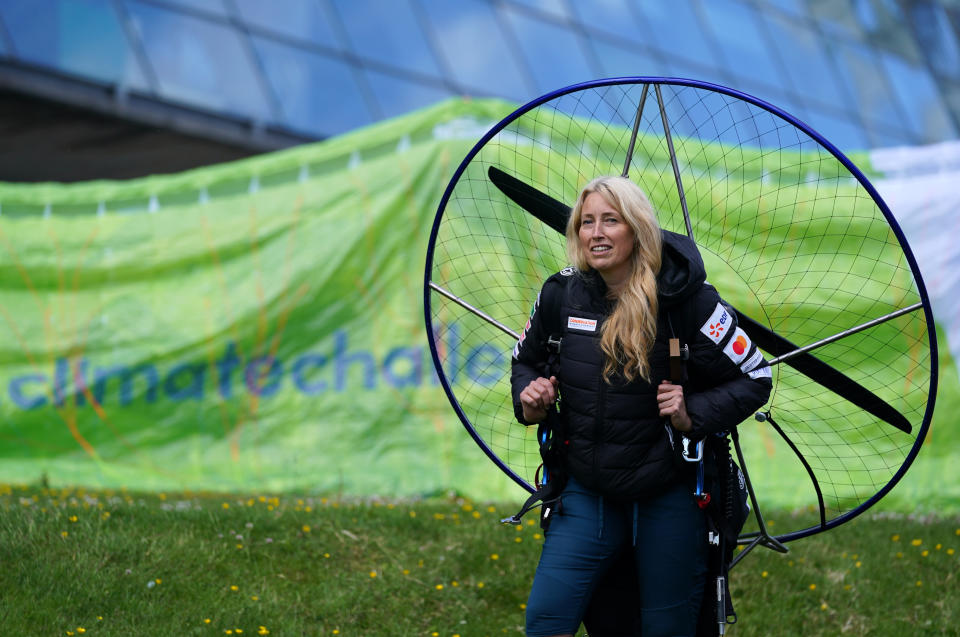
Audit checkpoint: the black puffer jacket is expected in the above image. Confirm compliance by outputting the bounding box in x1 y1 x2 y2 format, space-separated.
511 231 772 500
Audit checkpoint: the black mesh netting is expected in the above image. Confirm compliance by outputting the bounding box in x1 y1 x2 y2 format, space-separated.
425 79 935 541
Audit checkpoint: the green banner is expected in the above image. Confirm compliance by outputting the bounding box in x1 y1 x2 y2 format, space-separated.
0 98 956 511
0 99 523 497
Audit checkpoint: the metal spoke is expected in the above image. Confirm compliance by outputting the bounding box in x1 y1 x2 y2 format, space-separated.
621 84 649 178
654 84 693 240
429 281 519 340
767 302 923 367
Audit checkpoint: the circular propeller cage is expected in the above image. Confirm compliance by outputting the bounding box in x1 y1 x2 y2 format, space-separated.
424 78 937 542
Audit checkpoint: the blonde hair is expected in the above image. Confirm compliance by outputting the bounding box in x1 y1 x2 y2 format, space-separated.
566 176 662 383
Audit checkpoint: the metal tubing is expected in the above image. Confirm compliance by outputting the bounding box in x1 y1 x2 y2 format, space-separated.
654 83 693 239
621 84 650 178
767 302 923 366
429 281 519 340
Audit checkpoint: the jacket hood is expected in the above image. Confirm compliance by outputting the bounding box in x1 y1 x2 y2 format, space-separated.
657 230 706 307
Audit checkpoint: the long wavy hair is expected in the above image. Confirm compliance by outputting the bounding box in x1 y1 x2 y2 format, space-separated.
565 176 662 383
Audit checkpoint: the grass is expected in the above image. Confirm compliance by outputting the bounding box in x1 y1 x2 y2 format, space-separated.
0 484 957 636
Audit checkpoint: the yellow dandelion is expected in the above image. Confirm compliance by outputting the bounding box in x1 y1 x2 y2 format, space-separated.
472 511 481 519
101 512 110 520
452 581 459 587
66 632 74 636
61 531 68 538
922 550 929 557
844 584 852 591
324 553 330 558
896 552 903 558
761 571 768 578
462 503 474 512
258 628 269 636
159 493 167 501
787 560 794 567
916 580 923 587
809 584 816 590
230 585 239 591
948 548 955 555
305 506 313 512
409 511 417 518
302 525 311 533
332 631 339 635
433 513 445 520
515 537 522 543
936 543 942 550
477 582 485 588
69 515 78 523
403 569 410 575
204 619 212 624
820 602 828 610
236 629 243 634
851 553 858 559
534 533 542 540
891 534 900 541
490 553 499 560
418 559 424 567
77 629 86 634
487 506 496 513
222 502 230 509
955 528 959 536
911 538 922 546
855 561 861 568
97 617 103 622
520 603 527 610
432 633 439 636
236 544 244 549
370 571 378 578
435 584 444 590
251 595 259 601
155 578 162 585
225 631 233 636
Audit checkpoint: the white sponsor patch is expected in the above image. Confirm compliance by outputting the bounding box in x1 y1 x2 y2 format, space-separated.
699 302 731 344
560 266 576 276
722 327 751 365
740 349 764 373
748 366 772 380
567 316 598 332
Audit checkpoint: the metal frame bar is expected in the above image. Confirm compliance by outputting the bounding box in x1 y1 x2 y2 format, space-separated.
428 281 518 340
621 84 649 178
767 302 923 366
654 84 694 240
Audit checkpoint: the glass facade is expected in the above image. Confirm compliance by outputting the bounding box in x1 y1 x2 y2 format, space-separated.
0 0 959 153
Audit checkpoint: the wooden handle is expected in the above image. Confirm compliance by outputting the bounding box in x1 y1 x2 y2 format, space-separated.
669 337 683 383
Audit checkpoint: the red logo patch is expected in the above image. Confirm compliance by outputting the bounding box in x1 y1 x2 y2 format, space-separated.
733 335 747 356
709 323 725 338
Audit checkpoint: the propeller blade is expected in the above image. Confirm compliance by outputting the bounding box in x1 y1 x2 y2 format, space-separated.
488 166 912 434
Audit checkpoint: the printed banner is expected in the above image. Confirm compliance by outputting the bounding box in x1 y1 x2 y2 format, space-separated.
0 98 956 510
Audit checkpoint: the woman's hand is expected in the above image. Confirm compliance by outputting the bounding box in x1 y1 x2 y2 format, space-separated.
657 381 692 432
519 376 559 423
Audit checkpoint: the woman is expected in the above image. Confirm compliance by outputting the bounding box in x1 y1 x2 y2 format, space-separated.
511 176 772 637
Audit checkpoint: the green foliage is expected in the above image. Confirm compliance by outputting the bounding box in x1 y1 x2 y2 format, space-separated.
1 484 957 636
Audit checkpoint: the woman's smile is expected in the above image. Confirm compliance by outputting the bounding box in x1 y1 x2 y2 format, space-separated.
579 192 635 288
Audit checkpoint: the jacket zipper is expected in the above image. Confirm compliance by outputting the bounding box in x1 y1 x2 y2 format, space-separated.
594 370 606 477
